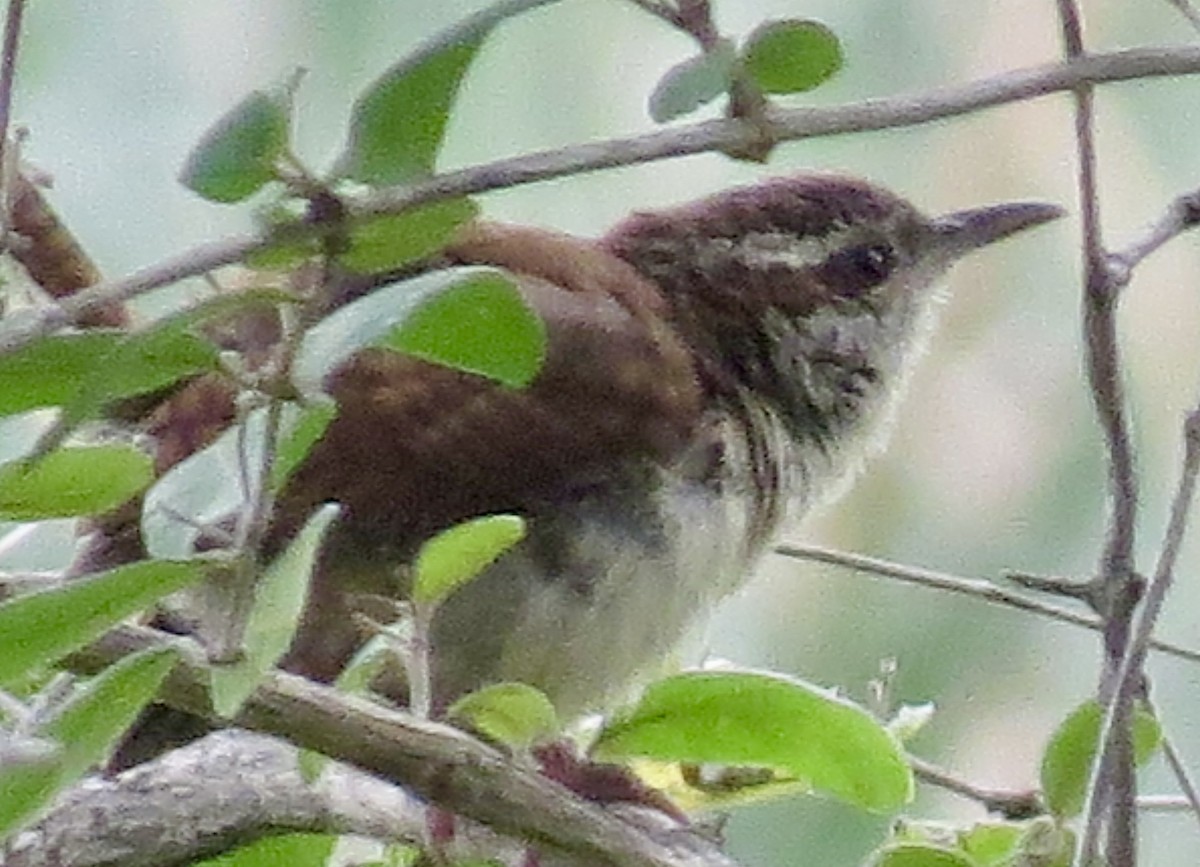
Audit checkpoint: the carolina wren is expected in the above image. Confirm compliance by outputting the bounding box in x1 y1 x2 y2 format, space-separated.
251 173 1062 717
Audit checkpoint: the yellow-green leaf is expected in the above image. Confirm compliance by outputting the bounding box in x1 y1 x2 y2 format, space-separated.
339 198 478 272
0 742 62 839
0 561 205 687
379 271 545 389
413 514 525 606
448 682 559 749
0 445 154 520
1040 699 1161 818
741 19 843 95
866 843 977 867
594 670 912 813
181 87 290 203
340 39 482 184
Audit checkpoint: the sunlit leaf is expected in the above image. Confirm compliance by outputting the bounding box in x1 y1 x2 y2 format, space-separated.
955 822 1023 866
413 514 525 606
0 445 154 520
866 843 977 867
340 38 483 184
594 670 912 812
180 86 292 203
740 19 843 94
379 271 545 388
194 831 337 867
1040 699 1161 818
0 560 205 687
339 198 478 272
648 40 736 123
0 742 62 839
210 505 338 717
0 333 122 416
66 329 221 421
0 326 220 423
448 682 559 749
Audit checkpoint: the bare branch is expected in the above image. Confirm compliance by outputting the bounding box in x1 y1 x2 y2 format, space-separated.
1083 409 1200 864
772 543 1200 666
1053 3 1140 863
0 0 26 182
1112 187 1200 273
2 731 430 867
8 45 1200 355
1160 732 1200 828
65 625 740 867
1164 0 1200 33
909 756 1042 819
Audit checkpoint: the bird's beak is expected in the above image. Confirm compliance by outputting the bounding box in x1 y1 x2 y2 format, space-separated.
931 201 1065 260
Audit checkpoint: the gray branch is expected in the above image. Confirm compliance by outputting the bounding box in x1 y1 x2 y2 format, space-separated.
51 625 739 867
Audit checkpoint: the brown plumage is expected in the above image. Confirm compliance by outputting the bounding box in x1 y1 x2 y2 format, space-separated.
82 174 1060 719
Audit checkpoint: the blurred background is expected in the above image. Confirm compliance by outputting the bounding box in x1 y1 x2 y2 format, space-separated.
5 0 1200 864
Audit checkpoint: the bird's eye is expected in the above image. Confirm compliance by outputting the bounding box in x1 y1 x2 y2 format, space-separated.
817 243 897 298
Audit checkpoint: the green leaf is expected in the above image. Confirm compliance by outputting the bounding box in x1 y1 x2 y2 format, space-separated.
867 843 978 867
210 504 339 717
594 670 912 813
0 327 220 422
340 37 483 184
379 271 545 388
1040 699 1161 818
180 87 291 203
339 198 478 272
956 822 1023 866
0 742 63 839
448 682 559 749
740 19 843 95
269 402 338 494
0 332 122 416
67 328 221 421
648 40 737 123
413 514 525 606
0 445 154 520
43 647 179 783
194 832 337 867
0 560 205 687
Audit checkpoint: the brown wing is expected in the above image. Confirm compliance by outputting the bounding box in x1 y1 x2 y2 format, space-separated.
269 223 703 554
271 225 703 683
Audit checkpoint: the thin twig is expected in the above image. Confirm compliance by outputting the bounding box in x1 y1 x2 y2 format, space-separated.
7 45 1200 355
1054 4 1140 864
1160 732 1200 827
1138 795 1200 812
67 624 740 867
1165 0 1200 33
625 0 686 30
772 544 1200 666
0 0 27 196
1111 188 1200 273
1003 570 1100 606
909 756 1042 819
1083 410 1200 864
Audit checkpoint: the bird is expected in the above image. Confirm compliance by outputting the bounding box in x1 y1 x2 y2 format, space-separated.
234 172 1064 718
